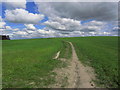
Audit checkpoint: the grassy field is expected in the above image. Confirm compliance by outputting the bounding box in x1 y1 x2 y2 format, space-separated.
2 38 65 88
2 36 119 88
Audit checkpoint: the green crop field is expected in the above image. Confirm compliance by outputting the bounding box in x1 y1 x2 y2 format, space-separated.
2 38 65 88
2 36 119 88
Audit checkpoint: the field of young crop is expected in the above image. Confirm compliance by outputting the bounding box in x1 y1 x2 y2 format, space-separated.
2 36 119 88
2 38 65 88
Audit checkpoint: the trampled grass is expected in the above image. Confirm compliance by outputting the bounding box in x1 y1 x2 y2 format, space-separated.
2 36 119 88
59 41 72 59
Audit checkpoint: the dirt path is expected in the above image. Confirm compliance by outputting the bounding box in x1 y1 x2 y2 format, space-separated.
52 42 96 88
68 42 95 88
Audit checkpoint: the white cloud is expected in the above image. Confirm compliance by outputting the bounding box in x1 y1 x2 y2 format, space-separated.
0 22 6 29
3 0 26 9
44 17 81 31
44 21 66 30
34 2 118 21
80 20 106 32
26 30 34 34
113 26 120 30
83 20 105 26
13 31 28 35
0 16 20 35
33 0 119 2
40 16 110 37
25 24 36 30
0 16 6 29
0 16 3 22
32 1 118 38
5 26 12 30
1 1 118 39
88 26 101 30
10 28 58 39
37 29 56 35
43 17 105 33
89 32 96 35
13 28 19 31
0 26 13 35
5 9 45 24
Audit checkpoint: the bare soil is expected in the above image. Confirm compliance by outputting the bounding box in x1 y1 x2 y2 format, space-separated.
51 42 96 88
53 51 61 59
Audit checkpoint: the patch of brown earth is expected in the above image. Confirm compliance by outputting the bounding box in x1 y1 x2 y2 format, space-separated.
51 42 96 88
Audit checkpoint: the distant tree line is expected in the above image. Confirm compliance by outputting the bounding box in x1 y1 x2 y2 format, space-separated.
0 35 10 40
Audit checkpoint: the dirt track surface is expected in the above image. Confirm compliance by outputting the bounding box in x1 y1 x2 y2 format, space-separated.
52 42 96 88
68 42 95 88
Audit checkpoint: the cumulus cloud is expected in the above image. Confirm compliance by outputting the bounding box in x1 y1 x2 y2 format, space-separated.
44 21 66 30
13 30 28 35
3 0 26 9
39 29 56 37
0 16 20 35
30 2 118 38
5 9 45 24
13 28 19 31
10 25 117 39
33 0 119 2
0 22 6 29
83 20 105 26
34 2 118 21
0 26 13 35
0 16 6 29
1 1 118 39
39 16 110 38
5 26 12 30
113 26 120 30
43 17 81 31
0 25 20 35
25 24 36 30
10 30 28 39
80 20 106 32
10 28 59 39
43 17 105 33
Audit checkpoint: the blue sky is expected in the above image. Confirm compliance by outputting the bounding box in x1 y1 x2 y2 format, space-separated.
81 19 94 24
0 1 118 39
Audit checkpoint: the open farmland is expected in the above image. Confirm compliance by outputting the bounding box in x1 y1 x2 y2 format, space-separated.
2 38 64 88
2 36 119 88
